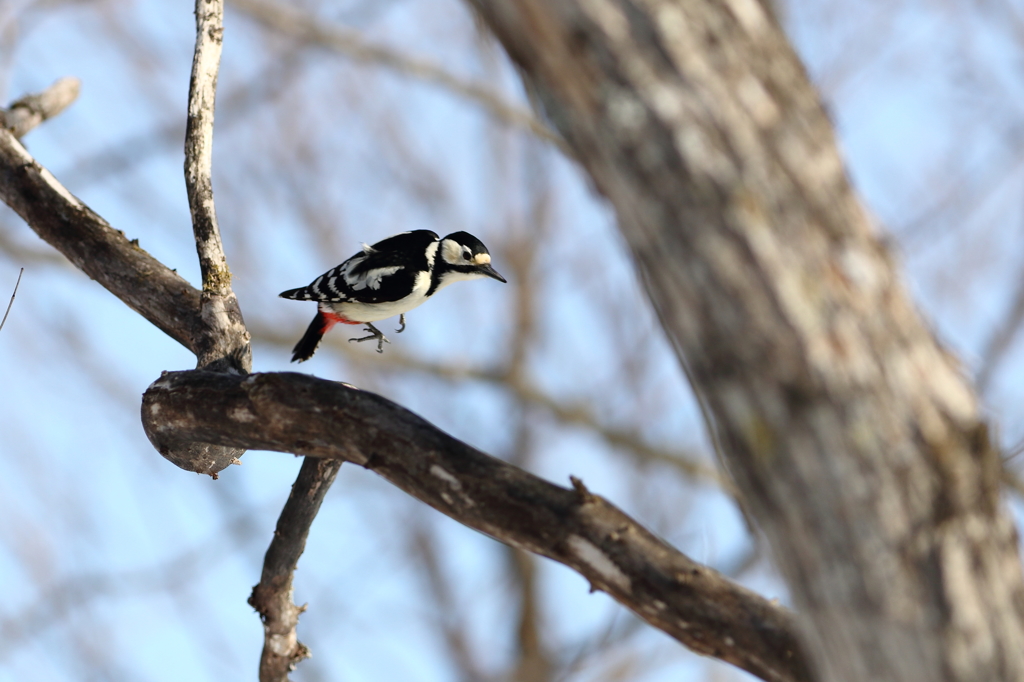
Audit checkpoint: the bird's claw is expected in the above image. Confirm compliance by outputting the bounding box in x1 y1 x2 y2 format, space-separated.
395 314 406 334
348 323 390 353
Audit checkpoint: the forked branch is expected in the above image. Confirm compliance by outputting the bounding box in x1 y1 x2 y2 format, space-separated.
0 37 810 682
142 369 813 682
176 0 252 472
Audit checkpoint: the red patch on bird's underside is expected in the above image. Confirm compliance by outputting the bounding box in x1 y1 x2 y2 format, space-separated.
320 310 361 333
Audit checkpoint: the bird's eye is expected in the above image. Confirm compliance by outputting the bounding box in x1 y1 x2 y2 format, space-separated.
462 250 471 260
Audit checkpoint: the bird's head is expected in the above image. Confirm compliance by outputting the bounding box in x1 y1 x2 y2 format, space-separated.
436 232 507 286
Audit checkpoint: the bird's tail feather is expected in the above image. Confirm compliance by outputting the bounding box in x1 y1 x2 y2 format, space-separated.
291 311 334 362
279 286 312 300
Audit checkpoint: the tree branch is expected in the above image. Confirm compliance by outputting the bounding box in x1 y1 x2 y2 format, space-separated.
1 77 80 139
185 0 251 372
141 369 813 682
0 129 205 352
249 456 342 682
174 0 253 473
0 119 241 474
187 0 230 297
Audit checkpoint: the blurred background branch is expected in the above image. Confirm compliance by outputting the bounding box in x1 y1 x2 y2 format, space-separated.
0 76 79 139
228 0 565 150
4 0 1024 680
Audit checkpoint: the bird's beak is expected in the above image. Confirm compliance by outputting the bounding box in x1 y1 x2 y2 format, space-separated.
478 263 507 283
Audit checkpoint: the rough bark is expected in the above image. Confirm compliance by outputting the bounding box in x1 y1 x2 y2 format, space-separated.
249 456 342 682
185 0 251 372
174 0 252 472
465 1 1024 681
142 369 813 682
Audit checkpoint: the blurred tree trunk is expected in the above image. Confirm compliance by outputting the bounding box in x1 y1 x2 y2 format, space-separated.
467 1 1024 681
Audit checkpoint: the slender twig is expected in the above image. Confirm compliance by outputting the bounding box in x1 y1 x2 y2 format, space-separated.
142 370 813 682
186 0 230 296
0 267 23 333
227 0 566 152
1 77 81 139
249 457 342 682
184 0 251 378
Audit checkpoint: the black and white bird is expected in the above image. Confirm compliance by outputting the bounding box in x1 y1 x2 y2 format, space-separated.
279 230 506 362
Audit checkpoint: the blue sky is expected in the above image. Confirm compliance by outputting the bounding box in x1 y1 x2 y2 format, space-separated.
2 0 1024 680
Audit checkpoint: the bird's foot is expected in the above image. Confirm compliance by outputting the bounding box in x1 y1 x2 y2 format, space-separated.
395 314 406 334
349 322 390 353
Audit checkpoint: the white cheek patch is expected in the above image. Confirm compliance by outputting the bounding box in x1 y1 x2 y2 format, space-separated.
472 253 491 265
441 239 464 265
436 238 464 266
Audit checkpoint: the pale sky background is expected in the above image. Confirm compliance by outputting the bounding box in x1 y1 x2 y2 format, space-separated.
2 0 1024 680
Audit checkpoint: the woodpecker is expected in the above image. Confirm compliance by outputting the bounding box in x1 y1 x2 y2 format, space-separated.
280 230 506 361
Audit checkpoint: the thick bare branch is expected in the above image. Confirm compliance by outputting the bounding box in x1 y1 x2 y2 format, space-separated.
466 1 1024 680
141 369 813 682
249 456 342 682
227 0 565 151
1 77 80 138
0 129 204 352
0 127 242 474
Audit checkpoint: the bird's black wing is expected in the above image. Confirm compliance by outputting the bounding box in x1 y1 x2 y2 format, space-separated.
360 230 439 262
279 230 439 303
340 230 437 303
